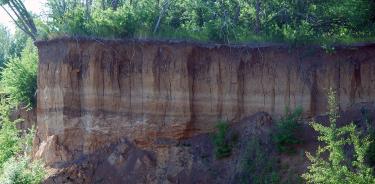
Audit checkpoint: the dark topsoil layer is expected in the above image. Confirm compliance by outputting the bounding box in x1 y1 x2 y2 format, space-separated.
34 36 375 50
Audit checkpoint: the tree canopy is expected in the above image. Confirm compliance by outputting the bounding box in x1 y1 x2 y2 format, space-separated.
2 0 375 44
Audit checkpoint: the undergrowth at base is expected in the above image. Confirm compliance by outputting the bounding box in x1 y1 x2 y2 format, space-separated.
0 98 45 184
273 107 303 154
212 120 237 159
241 137 280 184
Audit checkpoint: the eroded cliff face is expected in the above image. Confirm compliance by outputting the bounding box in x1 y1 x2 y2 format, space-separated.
34 39 375 182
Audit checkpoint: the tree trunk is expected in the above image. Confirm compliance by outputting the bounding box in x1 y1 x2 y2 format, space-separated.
153 0 171 33
255 0 261 34
234 0 241 25
84 0 92 19
111 0 119 10
101 0 106 9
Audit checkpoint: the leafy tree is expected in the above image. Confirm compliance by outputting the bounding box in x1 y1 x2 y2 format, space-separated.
2 0 374 43
0 99 45 184
0 39 38 108
302 89 375 184
0 26 29 70
0 99 21 166
7 29 28 58
87 4 139 37
0 25 11 68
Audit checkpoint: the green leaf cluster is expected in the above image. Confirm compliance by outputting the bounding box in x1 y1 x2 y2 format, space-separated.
0 157 45 184
41 0 375 44
241 137 280 184
0 39 38 108
0 98 45 184
273 107 303 153
212 120 233 159
0 25 11 69
302 89 375 184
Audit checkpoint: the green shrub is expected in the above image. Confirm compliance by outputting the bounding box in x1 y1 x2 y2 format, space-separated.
41 0 375 44
0 39 38 108
0 25 11 69
241 137 280 184
0 99 21 166
212 120 233 159
86 5 138 38
0 17 45 184
302 89 375 184
361 107 375 168
0 121 21 167
367 129 375 168
55 6 89 36
8 30 28 58
0 98 45 184
273 107 303 153
0 156 45 184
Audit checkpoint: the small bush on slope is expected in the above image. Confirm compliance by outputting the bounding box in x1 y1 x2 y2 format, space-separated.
212 120 235 159
360 107 375 168
0 39 38 108
241 137 280 184
367 126 375 168
273 107 303 153
0 157 45 184
0 100 21 166
302 89 375 184
0 99 45 184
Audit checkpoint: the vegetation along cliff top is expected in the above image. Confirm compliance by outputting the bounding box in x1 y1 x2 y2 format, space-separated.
0 0 375 184
34 36 375 50
1 0 375 46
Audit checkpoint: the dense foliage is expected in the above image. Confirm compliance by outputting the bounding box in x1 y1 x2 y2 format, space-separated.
0 39 38 108
0 24 44 183
359 107 375 168
0 157 45 184
212 120 234 159
0 99 45 184
0 25 11 69
19 0 368 44
241 137 280 184
0 101 21 166
302 89 375 184
8 30 29 59
367 126 375 168
0 1 374 183
273 107 303 153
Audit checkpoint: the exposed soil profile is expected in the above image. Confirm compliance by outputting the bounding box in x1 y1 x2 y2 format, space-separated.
34 38 375 183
